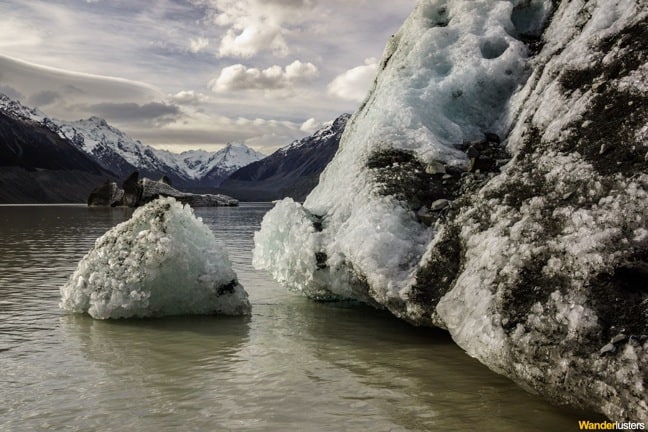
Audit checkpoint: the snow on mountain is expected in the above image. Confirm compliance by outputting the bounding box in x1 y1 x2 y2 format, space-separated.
0 93 47 123
254 0 648 422
277 114 350 156
0 97 116 203
0 95 265 186
220 114 349 201
200 143 267 186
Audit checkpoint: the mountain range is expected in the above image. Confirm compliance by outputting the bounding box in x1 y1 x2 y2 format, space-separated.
0 107 113 203
0 93 347 203
219 114 350 201
0 94 265 189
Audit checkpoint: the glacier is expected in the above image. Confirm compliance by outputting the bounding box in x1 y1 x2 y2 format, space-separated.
254 0 647 422
60 197 250 319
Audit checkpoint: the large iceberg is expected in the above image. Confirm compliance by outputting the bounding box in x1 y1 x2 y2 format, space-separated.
254 0 647 422
61 197 250 319
255 0 534 306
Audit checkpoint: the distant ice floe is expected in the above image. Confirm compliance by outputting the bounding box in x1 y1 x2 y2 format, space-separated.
60 197 250 319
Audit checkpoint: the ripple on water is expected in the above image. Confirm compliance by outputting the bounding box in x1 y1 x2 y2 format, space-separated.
0 204 602 431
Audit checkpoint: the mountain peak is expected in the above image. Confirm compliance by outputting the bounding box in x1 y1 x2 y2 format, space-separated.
279 113 351 156
86 116 108 126
0 93 264 185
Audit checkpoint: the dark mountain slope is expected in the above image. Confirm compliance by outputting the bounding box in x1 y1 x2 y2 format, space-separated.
0 112 116 203
219 114 350 201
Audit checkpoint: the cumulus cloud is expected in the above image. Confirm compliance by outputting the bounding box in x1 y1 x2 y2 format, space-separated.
189 37 209 53
299 117 320 133
169 90 209 105
327 57 378 102
209 60 318 92
210 0 317 58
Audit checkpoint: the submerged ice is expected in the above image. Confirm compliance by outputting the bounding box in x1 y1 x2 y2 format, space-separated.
60 197 250 319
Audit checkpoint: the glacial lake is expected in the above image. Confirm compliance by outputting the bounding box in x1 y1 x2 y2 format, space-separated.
0 203 596 431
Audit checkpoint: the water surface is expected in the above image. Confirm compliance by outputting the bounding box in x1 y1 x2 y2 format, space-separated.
0 204 592 431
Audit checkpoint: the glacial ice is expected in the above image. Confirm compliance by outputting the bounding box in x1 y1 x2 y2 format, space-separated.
254 0 536 305
253 0 648 422
60 197 250 319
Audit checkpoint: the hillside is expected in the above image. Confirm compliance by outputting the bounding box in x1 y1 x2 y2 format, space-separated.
220 114 349 201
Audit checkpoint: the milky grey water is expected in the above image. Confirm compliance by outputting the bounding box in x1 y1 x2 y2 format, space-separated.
0 204 596 431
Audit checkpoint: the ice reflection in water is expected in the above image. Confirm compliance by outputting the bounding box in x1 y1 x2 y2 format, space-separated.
0 204 599 431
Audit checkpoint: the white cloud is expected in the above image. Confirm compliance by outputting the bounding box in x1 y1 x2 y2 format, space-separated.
300 117 320 133
210 0 318 58
170 90 209 105
327 57 378 102
209 60 318 92
0 18 42 48
0 0 417 153
137 110 307 154
0 54 162 120
219 24 285 58
189 36 209 53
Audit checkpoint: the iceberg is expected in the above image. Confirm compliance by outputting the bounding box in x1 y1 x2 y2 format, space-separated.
255 0 534 313
254 0 647 422
60 197 250 319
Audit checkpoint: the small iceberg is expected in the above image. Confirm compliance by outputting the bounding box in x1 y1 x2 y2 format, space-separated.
60 197 251 319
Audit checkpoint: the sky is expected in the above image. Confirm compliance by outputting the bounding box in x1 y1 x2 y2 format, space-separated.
0 0 417 154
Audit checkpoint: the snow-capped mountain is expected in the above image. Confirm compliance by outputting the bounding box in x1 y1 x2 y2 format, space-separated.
0 97 115 203
220 114 349 201
199 143 267 186
276 114 350 157
0 94 265 187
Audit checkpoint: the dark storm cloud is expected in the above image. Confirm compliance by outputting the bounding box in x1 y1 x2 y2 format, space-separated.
89 101 181 122
0 84 24 101
28 90 61 106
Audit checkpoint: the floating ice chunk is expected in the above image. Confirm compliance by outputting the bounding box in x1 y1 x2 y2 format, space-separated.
251 198 330 298
60 197 250 319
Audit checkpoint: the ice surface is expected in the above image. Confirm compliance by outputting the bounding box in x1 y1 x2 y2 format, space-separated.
254 0 538 304
60 197 250 319
253 0 648 421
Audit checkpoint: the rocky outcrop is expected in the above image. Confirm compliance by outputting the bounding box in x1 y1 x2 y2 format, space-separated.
88 172 238 207
254 0 648 421
87 181 124 207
